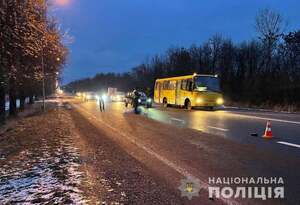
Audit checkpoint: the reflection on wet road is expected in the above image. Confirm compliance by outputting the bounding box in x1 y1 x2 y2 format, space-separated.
107 102 300 156
143 105 300 155
0 136 87 204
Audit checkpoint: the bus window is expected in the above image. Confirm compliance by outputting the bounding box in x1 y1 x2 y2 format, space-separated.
163 81 169 89
187 79 193 91
181 80 187 90
194 76 220 92
170 81 176 90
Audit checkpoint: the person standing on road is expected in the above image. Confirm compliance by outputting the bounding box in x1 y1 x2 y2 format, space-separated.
133 89 141 114
99 95 105 112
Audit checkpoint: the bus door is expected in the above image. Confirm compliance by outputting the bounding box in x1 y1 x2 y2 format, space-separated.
158 82 161 103
175 80 181 105
154 82 161 103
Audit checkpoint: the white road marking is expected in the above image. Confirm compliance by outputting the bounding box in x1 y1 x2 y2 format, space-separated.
208 126 229 132
72 103 238 205
170 117 185 123
277 141 300 149
231 113 300 125
226 106 294 114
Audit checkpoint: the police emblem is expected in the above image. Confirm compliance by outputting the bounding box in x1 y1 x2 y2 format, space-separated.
178 176 201 200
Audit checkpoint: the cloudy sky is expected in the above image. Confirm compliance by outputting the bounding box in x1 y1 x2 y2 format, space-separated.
51 0 300 84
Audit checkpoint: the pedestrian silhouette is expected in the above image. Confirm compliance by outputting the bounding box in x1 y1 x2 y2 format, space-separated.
99 97 105 112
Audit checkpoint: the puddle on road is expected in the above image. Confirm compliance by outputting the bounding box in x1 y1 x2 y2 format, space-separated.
0 136 88 204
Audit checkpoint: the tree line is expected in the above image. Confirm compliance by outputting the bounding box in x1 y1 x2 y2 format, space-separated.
0 0 68 123
65 9 300 110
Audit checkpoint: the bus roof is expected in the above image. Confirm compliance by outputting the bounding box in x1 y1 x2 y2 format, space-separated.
155 74 217 82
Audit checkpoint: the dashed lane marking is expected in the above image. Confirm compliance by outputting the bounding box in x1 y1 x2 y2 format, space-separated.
277 141 300 149
208 126 229 132
71 103 238 205
170 117 186 124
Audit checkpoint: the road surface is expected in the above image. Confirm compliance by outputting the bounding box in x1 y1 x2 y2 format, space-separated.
145 105 300 157
69 98 300 205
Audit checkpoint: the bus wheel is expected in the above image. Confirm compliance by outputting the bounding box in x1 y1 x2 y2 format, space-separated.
163 98 168 108
185 99 192 110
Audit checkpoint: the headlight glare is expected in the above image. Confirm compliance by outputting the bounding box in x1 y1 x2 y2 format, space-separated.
196 98 203 104
217 98 224 105
101 94 107 101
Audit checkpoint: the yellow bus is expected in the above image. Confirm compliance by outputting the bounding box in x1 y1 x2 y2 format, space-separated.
154 74 224 110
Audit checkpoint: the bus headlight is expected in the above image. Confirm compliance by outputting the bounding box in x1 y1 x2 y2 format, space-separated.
196 98 203 104
216 98 224 105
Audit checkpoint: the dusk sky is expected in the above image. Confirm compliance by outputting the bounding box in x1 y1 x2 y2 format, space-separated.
51 0 300 84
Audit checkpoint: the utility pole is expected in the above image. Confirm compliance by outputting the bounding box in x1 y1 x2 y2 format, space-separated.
30 22 46 112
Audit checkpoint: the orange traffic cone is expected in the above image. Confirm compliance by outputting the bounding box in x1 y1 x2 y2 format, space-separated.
263 121 273 139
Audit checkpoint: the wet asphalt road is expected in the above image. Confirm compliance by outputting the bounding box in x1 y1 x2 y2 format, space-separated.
139 104 300 157
71 99 300 205
98 100 300 157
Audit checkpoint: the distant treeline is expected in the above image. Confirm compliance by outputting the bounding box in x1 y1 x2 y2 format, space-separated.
65 9 300 110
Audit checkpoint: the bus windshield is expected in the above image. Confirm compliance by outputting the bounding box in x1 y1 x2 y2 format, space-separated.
194 76 221 92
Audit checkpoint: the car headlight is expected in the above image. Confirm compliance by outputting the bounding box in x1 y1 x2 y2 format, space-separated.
101 94 107 101
196 98 203 104
138 99 142 103
216 98 224 105
147 98 152 103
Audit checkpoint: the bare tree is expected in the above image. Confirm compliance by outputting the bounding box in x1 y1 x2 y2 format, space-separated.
255 8 286 70
255 8 286 43
209 34 223 73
